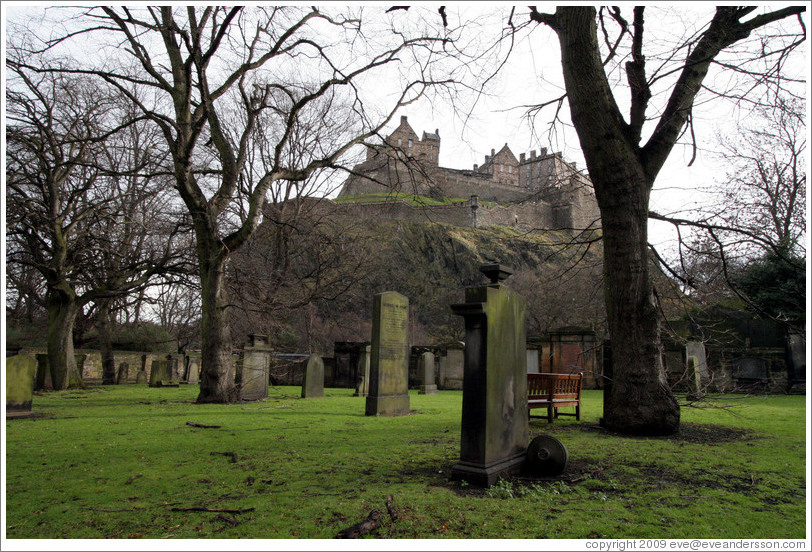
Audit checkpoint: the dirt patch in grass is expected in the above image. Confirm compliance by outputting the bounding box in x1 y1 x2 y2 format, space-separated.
576 421 760 444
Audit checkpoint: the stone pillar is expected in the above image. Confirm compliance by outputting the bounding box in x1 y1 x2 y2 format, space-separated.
302 354 325 398
418 351 438 395
6 354 37 419
239 334 271 401
366 291 410 416
354 345 372 397
450 264 528 487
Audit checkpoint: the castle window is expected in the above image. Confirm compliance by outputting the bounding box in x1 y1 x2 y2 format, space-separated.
500 164 504 172
398 139 402 147
508 166 513 174
408 139 413 148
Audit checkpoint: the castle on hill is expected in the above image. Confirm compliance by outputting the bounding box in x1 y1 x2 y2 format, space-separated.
337 116 600 231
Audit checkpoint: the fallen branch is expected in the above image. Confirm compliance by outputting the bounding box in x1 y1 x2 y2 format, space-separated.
187 422 221 429
125 474 143 485
385 495 398 522
210 451 237 463
335 509 382 538
170 506 255 514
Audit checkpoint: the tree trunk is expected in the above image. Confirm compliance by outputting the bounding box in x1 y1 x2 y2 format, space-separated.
46 288 83 391
553 7 679 435
98 299 117 385
196 251 239 403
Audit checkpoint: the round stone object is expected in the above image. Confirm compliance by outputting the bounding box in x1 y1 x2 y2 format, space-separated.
526 434 568 476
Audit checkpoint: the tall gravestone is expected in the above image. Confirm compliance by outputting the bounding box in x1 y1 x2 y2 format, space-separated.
186 358 200 384
7 354 37 419
418 351 438 395
35 353 52 391
685 341 709 394
116 362 129 384
450 264 528 487
239 334 271 401
302 354 325 398
438 348 464 390
365 292 410 416
353 345 372 397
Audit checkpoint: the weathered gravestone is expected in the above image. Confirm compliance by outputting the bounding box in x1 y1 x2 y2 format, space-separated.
238 334 271 401
353 345 372 397
450 264 528 487
418 351 438 395
365 291 410 416
438 347 464 390
6 354 37 419
35 353 53 391
301 354 325 398
149 359 178 387
185 358 200 384
116 362 129 384
135 369 148 385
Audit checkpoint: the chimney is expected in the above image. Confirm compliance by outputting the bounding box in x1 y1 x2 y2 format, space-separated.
491 148 495 157
530 150 536 159
435 128 439 136
519 153 525 163
484 155 490 163
473 164 479 171
400 115 407 125
540 147 547 156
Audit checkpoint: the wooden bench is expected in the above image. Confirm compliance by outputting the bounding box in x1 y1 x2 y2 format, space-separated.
527 372 583 422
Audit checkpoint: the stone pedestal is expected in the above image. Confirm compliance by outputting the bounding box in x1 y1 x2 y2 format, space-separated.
450 264 528 487
418 351 438 395
7 354 37 419
302 354 325 398
366 292 410 416
239 334 271 401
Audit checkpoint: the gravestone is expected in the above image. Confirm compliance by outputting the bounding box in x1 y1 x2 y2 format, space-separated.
186 358 200 385
135 369 148 385
239 334 271 401
685 341 709 379
418 351 438 395
353 345 372 397
450 264 528 487
438 347 464 390
35 353 53 391
365 291 410 416
787 333 806 387
116 362 129 384
6 354 37 419
735 357 769 383
301 354 325 398
148 359 177 387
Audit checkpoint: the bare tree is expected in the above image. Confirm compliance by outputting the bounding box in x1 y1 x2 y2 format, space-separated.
5 55 185 389
13 6 466 402
527 6 806 434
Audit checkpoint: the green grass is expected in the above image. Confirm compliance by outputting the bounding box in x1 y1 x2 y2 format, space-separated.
4 386 807 539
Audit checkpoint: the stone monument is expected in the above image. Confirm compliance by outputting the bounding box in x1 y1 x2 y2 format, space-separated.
7 354 37 419
418 351 438 395
450 264 528 487
365 291 410 416
301 354 325 398
239 334 271 401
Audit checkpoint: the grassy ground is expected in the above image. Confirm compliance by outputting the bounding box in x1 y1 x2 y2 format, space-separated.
4 385 807 540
